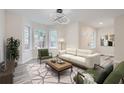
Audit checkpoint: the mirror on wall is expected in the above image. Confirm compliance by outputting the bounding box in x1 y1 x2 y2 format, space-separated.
100 34 115 47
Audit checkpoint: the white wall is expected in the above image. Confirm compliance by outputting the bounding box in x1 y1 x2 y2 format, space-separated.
0 10 5 62
6 13 23 64
65 22 79 48
56 25 66 50
60 23 97 51
79 24 96 50
115 16 124 63
6 13 33 64
22 18 33 63
97 27 114 56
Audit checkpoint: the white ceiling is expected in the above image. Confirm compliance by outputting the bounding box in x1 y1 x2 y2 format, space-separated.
6 9 124 28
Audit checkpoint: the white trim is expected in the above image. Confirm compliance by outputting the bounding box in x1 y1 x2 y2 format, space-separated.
23 25 32 50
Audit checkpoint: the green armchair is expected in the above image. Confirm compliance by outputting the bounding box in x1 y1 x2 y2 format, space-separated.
38 49 52 64
104 61 124 84
74 61 124 84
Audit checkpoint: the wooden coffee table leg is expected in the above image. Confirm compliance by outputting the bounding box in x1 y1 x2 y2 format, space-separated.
58 72 60 83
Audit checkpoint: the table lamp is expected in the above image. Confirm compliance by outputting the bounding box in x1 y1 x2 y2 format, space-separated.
59 38 64 50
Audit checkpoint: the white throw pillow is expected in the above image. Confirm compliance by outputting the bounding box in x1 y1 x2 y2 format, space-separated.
66 48 76 55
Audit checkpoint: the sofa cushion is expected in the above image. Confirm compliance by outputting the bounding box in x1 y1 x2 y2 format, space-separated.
77 49 94 57
60 54 88 67
95 63 113 84
69 56 86 64
66 48 76 55
104 61 124 84
59 54 76 61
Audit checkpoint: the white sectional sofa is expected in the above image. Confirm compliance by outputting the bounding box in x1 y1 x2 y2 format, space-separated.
59 48 100 68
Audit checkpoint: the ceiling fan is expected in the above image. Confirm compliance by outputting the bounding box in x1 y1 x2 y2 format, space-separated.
50 9 70 24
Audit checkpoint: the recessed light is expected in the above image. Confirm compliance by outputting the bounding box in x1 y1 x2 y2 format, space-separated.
99 22 103 25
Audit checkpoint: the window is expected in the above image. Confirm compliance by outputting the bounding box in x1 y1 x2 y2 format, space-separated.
34 29 47 48
89 31 96 49
34 29 58 49
49 31 57 49
24 26 31 50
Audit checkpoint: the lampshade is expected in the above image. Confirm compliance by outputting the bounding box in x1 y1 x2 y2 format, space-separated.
59 38 64 42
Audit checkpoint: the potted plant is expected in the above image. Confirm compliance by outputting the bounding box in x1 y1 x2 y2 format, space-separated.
6 37 20 67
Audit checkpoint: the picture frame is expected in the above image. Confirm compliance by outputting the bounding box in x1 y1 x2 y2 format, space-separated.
100 34 115 47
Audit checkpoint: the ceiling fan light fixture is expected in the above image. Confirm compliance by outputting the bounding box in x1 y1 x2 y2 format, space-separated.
50 9 70 24
57 9 63 13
